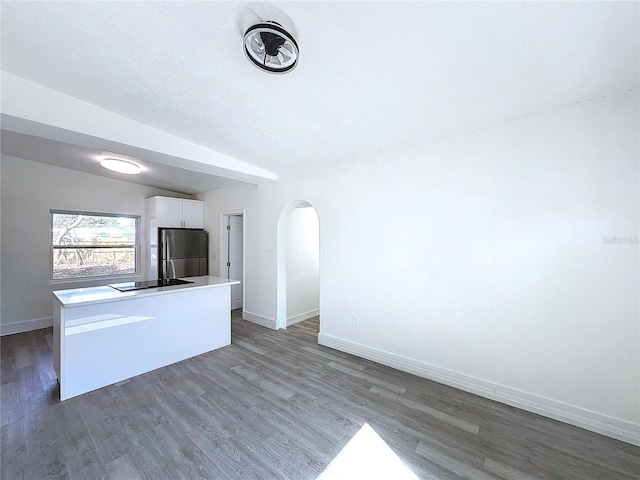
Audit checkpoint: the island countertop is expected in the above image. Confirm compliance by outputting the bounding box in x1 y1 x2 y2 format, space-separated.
53 275 240 307
53 275 239 400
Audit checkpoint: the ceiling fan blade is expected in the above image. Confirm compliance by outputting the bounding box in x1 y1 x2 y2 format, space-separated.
280 43 294 55
278 48 292 61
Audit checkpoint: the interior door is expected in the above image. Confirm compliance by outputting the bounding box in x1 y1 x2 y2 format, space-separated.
228 215 243 310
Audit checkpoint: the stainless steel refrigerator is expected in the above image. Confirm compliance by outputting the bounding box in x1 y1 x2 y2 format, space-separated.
158 228 208 280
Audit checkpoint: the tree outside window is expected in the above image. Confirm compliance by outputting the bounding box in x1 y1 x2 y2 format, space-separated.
51 211 139 279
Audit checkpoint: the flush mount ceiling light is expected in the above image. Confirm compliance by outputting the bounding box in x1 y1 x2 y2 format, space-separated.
100 158 142 175
244 21 299 74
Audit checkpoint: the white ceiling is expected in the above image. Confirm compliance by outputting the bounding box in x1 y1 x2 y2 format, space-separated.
1 1 638 194
0 130 241 195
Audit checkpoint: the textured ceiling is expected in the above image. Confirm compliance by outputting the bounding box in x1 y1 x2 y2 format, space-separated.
1 1 638 192
0 130 241 195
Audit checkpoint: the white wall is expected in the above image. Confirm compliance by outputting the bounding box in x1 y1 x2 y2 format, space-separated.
199 90 639 443
0 155 190 334
286 207 319 325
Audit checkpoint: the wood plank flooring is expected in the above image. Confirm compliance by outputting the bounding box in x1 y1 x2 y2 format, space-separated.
1 312 638 479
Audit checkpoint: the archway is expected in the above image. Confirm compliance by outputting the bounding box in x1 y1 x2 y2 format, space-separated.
276 201 320 330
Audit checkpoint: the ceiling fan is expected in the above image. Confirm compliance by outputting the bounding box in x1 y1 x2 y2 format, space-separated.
243 21 299 74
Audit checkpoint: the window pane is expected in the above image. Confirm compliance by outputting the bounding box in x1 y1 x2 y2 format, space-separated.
51 211 138 280
52 214 136 246
52 247 136 279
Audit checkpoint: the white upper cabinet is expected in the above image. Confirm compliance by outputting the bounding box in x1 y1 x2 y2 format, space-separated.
147 196 204 229
181 199 204 229
155 197 183 228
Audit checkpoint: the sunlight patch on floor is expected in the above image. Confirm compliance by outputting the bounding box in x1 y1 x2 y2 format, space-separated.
316 423 419 479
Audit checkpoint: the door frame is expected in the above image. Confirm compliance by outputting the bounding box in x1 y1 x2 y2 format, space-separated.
219 209 245 312
276 200 319 330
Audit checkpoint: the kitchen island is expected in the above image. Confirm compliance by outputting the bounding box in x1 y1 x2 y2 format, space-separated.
52 276 240 400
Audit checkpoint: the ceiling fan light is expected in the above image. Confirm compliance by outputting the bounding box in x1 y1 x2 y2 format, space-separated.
244 21 299 74
100 158 142 175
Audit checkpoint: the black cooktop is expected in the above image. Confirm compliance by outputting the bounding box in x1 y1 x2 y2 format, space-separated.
109 278 194 292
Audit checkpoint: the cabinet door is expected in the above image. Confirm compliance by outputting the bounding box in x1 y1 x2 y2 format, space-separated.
156 197 183 228
182 200 204 228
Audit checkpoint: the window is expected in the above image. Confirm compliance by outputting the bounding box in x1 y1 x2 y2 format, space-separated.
51 211 139 280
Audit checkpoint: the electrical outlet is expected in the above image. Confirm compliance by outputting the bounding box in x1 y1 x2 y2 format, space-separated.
267 249 274 257
212 252 217 260
352 315 360 327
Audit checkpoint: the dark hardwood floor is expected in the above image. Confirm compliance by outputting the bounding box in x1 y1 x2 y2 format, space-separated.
1 311 638 479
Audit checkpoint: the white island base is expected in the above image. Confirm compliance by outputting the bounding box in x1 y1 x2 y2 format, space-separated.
53 276 239 400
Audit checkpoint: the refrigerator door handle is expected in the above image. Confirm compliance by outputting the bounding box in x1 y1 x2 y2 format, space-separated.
167 237 177 279
164 234 176 279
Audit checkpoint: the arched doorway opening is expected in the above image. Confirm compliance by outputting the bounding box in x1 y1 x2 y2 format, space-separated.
276 201 320 331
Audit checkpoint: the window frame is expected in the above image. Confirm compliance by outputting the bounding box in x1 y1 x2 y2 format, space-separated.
50 209 141 281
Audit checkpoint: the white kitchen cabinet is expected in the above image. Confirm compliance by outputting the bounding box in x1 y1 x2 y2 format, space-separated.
155 197 183 228
147 196 204 229
181 199 204 228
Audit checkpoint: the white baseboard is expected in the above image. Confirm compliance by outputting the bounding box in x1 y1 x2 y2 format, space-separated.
1 317 53 336
242 311 277 330
318 333 640 446
287 308 319 327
